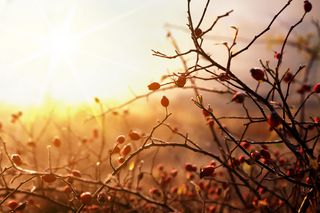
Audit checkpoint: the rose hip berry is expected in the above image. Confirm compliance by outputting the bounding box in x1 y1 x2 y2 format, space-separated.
194 28 203 38
148 82 160 91
313 83 320 93
250 68 265 81
161 96 169 107
304 1 312 13
267 111 281 128
80 192 93 205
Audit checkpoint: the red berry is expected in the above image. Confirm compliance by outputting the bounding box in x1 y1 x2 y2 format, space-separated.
52 137 61 148
148 82 160 91
11 154 22 166
313 83 320 93
111 144 120 154
306 176 311 184
121 144 132 156
129 130 141 141
118 156 125 164
42 173 56 183
274 51 281 60
185 163 197 172
149 188 161 197
170 169 178 177
240 141 251 150
238 155 246 163
208 205 216 213
260 149 271 160
250 150 261 160
231 92 245 103
286 168 294 176
161 96 169 107
304 1 312 13
176 74 186 87
116 135 126 144
297 84 311 94
258 187 266 195
283 72 294 83
200 165 215 178
194 28 203 38
80 192 92 205
250 68 265 81
218 73 230 81
63 185 72 194
267 111 281 128
7 200 18 210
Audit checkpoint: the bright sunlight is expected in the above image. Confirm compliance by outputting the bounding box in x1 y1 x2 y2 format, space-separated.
0 0 167 107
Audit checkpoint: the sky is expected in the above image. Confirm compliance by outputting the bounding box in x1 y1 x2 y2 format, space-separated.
0 0 318 107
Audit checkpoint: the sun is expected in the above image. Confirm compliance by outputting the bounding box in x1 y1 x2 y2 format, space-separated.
46 28 79 62
0 1 153 107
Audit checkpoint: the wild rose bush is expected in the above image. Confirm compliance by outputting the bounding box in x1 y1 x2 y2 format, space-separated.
0 0 319 212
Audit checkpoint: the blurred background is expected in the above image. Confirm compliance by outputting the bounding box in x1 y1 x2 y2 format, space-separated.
0 0 318 107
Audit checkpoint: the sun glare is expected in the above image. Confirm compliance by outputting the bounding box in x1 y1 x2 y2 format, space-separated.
0 1 154 108
46 28 79 62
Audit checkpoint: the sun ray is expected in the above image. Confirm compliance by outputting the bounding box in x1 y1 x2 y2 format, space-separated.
0 0 156 106
4 48 48 79
78 50 132 70
77 2 150 40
